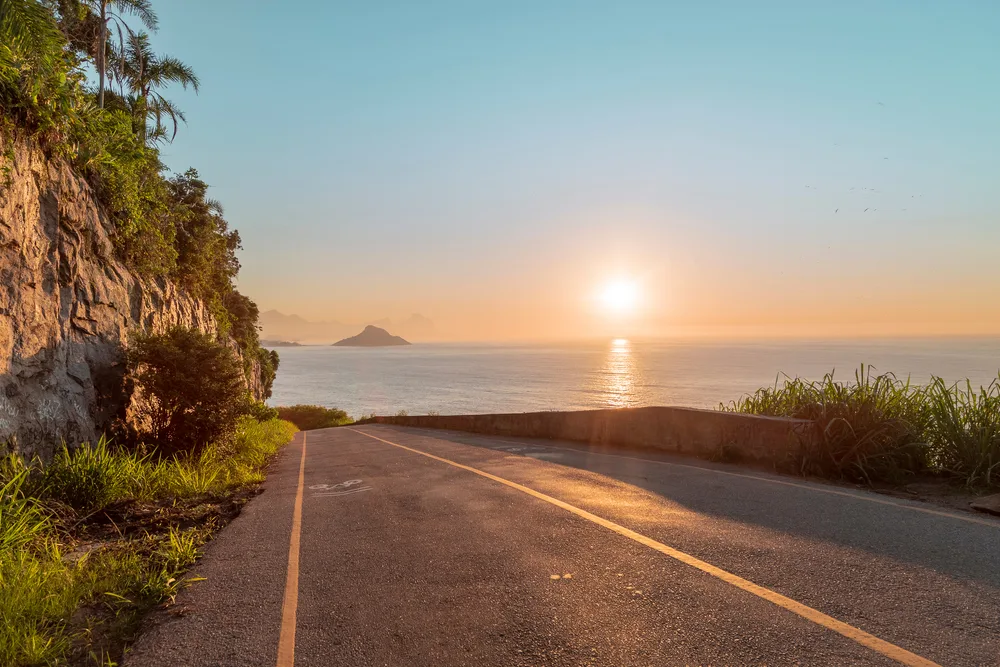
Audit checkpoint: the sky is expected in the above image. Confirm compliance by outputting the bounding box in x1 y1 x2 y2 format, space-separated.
150 1 1000 340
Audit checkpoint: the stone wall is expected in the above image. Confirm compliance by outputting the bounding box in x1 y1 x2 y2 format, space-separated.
370 407 818 467
0 137 251 458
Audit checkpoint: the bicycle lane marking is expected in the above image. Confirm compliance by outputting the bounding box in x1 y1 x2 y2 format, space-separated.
276 432 307 667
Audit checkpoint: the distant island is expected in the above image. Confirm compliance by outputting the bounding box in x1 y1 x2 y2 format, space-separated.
259 310 436 344
333 325 411 347
261 339 303 347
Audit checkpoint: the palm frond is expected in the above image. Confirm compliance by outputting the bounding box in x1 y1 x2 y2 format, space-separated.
0 0 63 53
154 55 199 91
110 0 157 31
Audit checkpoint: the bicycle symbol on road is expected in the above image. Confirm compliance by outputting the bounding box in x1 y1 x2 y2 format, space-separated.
310 479 373 497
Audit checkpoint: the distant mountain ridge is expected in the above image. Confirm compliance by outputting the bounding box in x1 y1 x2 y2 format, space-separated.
259 310 436 343
333 325 410 347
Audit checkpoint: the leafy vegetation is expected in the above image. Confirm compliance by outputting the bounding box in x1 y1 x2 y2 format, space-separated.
723 366 1000 487
0 417 297 666
276 405 353 431
126 327 252 456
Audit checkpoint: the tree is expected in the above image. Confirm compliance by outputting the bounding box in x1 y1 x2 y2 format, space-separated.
127 327 250 455
83 0 158 109
166 168 240 297
113 30 198 143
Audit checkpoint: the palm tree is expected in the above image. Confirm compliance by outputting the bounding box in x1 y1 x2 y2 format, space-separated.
84 0 158 108
113 31 198 144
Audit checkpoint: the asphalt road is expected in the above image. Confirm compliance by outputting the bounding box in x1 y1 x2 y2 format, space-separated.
126 425 1000 666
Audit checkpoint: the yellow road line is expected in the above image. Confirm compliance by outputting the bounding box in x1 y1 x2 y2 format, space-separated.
276 432 307 667
348 427 939 667
466 434 998 529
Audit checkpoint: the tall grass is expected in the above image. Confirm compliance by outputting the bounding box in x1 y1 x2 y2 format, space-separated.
925 378 1000 486
724 366 1000 487
0 417 297 666
0 473 51 553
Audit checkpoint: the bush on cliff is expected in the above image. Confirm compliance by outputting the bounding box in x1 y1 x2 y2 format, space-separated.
276 405 353 431
127 327 249 455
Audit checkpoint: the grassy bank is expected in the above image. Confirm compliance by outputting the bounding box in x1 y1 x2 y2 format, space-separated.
723 366 1000 487
0 417 297 666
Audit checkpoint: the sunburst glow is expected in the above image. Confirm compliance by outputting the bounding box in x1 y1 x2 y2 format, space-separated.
598 280 640 315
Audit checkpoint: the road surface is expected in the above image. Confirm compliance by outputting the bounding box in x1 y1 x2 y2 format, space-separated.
126 425 1000 666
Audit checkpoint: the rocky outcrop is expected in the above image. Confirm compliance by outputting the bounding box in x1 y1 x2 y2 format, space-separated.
0 137 247 458
332 325 410 347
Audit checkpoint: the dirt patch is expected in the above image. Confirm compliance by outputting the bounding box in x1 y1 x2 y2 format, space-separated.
74 487 261 542
57 488 262 666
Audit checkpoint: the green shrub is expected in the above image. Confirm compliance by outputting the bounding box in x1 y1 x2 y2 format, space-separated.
248 401 279 422
127 327 250 456
276 405 352 431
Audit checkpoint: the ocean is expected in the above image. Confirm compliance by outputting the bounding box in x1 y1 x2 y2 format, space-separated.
266 338 1000 419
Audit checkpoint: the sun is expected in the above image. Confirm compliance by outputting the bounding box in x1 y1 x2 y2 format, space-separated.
598 279 640 315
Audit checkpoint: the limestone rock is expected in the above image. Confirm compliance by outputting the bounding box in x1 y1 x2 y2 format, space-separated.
970 493 1000 517
0 138 261 459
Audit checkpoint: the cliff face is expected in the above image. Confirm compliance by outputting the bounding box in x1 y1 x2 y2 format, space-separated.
0 138 252 458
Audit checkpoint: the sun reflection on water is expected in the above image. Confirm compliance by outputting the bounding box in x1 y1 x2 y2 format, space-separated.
600 338 636 408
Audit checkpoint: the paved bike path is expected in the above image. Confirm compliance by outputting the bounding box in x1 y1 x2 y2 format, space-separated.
126 425 1000 666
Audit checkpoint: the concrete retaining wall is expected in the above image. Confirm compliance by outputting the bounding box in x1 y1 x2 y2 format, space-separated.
370 407 817 467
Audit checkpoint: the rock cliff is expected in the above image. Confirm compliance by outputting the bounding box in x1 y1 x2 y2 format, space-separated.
0 137 257 458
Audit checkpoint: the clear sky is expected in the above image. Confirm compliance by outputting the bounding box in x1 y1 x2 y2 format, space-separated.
151 1 1000 340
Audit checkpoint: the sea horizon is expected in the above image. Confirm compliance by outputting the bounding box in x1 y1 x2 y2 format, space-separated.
266 336 1000 419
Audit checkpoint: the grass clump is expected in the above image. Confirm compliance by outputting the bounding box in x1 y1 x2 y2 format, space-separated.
925 378 1000 487
276 405 352 431
0 417 297 666
724 365 1000 487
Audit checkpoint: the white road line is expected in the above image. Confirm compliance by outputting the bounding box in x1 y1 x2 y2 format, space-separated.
395 429 999 529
